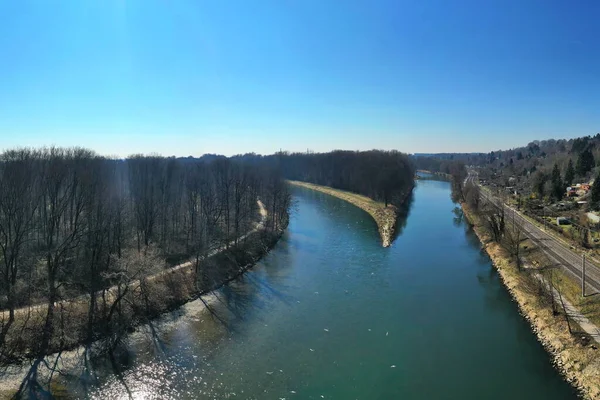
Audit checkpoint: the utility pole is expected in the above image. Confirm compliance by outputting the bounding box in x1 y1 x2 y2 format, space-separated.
582 254 586 297
542 206 548 231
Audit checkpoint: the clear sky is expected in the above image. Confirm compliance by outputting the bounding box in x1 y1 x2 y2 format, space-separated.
0 0 599 157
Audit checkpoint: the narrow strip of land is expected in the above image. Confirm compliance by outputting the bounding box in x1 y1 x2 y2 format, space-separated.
468 171 600 294
462 204 600 399
0 201 268 324
287 180 398 247
468 171 600 341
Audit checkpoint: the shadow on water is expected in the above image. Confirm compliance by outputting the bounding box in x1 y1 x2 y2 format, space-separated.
390 191 414 243
13 344 134 400
452 206 464 227
453 204 526 318
210 274 295 329
8 241 297 399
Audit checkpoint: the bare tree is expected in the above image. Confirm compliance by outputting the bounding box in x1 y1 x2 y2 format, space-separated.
0 149 38 345
482 202 505 242
0 147 291 372
36 148 90 357
464 183 480 211
128 155 162 250
554 276 573 334
502 224 523 270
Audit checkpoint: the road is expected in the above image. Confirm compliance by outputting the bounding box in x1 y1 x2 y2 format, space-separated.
465 171 600 295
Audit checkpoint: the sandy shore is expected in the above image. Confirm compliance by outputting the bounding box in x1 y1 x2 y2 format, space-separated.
288 180 401 247
462 203 600 399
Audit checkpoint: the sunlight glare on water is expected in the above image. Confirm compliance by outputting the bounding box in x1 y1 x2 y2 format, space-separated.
82 181 578 400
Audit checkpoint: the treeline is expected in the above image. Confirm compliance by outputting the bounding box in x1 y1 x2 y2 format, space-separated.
0 147 291 365
235 150 415 207
413 134 600 207
413 156 467 203
523 136 600 205
412 154 482 173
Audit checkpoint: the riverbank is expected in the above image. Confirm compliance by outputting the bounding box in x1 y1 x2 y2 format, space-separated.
416 170 452 180
0 227 284 398
461 203 600 399
287 180 402 247
0 203 283 367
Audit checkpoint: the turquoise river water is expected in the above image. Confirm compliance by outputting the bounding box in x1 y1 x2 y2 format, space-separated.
57 178 578 399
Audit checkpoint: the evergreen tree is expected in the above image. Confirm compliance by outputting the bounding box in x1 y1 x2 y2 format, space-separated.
551 164 563 201
533 171 547 199
591 172 600 209
576 148 595 176
564 159 575 186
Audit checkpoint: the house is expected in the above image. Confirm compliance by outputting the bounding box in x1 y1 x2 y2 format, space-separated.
581 183 591 191
566 187 578 197
587 212 600 224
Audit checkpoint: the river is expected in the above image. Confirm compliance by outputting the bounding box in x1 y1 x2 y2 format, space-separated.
29 178 579 399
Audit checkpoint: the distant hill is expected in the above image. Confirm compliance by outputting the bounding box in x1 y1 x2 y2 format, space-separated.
176 154 227 163
467 134 600 201
412 153 484 159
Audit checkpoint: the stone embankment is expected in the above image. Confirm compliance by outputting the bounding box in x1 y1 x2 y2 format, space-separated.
288 181 407 247
462 203 600 400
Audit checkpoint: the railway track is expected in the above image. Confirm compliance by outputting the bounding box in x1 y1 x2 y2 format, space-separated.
468 171 600 294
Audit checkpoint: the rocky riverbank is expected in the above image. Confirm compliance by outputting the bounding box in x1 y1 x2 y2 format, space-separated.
461 203 600 400
287 180 408 247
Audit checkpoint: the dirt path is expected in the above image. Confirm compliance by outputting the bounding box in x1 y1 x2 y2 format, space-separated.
0 200 268 321
546 278 600 345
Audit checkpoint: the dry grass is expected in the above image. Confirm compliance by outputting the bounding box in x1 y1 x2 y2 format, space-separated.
553 268 600 334
462 203 600 399
288 180 398 247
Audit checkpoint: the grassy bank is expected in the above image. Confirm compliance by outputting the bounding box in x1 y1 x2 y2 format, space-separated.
461 203 600 399
287 180 400 247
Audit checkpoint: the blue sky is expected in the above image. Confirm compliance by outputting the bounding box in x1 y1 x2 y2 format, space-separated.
0 0 598 157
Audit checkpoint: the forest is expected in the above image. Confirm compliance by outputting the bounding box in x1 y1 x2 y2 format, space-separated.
412 154 477 175
0 147 291 372
0 146 419 398
235 150 415 208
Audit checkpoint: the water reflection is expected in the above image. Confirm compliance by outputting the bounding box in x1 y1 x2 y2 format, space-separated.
391 191 413 241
